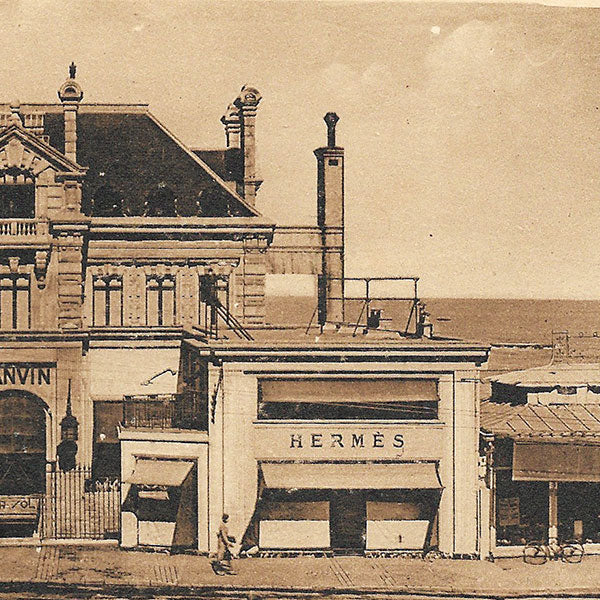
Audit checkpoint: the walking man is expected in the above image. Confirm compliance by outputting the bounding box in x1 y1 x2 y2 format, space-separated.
213 513 236 575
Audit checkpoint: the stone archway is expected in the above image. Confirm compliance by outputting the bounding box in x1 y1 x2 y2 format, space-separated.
0 390 47 495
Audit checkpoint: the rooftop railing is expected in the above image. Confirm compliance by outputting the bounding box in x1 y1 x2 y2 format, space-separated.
122 393 207 431
0 219 49 237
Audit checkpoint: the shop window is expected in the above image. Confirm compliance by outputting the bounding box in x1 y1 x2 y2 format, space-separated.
0 183 35 218
558 482 600 543
0 275 30 330
146 275 176 326
92 276 123 326
495 469 549 545
258 378 439 421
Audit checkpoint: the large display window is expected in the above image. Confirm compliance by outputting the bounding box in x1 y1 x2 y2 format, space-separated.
258 378 439 420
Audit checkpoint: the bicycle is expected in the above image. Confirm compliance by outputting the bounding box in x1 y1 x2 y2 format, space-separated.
523 539 584 564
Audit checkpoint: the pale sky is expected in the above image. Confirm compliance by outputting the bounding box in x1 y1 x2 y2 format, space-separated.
0 0 598 299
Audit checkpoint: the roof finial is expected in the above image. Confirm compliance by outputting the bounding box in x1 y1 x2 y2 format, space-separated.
69 62 76 79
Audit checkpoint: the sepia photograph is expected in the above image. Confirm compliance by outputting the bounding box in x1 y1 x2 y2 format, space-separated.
0 0 598 598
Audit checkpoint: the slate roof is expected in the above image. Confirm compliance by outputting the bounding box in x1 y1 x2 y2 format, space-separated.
490 363 600 387
481 399 600 438
6 105 258 218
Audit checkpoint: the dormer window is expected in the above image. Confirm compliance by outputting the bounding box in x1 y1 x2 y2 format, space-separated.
0 181 35 219
92 185 123 217
144 185 177 217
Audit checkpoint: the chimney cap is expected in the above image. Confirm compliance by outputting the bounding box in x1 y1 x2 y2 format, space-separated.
234 85 262 108
324 112 340 126
324 112 340 148
221 103 240 125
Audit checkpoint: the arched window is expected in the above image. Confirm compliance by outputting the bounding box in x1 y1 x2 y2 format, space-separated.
92 185 123 217
144 185 177 217
0 390 46 494
146 275 176 326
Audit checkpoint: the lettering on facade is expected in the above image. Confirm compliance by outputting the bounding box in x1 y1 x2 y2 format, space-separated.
0 364 53 386
289 431 405 450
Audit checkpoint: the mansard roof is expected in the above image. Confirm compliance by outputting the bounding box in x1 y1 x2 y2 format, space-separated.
0 104 259 218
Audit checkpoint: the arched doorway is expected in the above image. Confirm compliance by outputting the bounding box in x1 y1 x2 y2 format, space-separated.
0 390 47 495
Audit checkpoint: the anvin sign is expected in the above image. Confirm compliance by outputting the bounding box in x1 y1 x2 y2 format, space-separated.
0 363 55 387
254 424 444 460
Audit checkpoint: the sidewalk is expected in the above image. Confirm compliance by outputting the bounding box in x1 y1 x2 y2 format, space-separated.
2 545 600 598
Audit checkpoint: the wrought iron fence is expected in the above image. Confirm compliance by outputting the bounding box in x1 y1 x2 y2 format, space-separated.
42 464 120 540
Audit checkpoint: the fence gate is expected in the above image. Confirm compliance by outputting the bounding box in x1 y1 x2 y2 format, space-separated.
41 464 120 540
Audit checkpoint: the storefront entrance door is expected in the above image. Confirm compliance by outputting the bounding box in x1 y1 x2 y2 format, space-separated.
330 490 365 551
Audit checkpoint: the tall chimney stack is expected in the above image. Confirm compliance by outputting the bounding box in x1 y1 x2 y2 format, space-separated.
315 112 344 325
234 85 262 205
58 62 83 163
221 103 241 149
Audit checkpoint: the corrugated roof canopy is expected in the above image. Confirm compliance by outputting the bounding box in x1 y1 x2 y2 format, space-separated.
481 399 600 438
490 363 600 387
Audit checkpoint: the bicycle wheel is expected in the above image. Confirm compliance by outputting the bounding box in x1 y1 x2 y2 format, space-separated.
562 540 584 564
523 541 547 565
423 549 444 561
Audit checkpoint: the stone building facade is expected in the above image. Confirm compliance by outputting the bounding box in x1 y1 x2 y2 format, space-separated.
0 68 490 556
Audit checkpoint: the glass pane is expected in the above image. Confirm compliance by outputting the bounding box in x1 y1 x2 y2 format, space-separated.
147 285 159 326
0 282 13 330
93 288 106 326
108 287 122 326
162 285 175 326
15 286 29 329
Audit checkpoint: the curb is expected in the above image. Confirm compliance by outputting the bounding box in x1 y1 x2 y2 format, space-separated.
2 581 600 600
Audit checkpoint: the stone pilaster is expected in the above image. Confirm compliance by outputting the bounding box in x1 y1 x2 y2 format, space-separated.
122 266 145 326
177 267 199 328
56 235 85 329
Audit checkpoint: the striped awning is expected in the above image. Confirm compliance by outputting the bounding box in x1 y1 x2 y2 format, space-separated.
260 462 442 490
126 459 194 487
513 440 600 482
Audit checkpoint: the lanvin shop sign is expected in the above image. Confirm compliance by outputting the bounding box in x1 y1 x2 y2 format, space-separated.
254 423 445 460
0 363 56 387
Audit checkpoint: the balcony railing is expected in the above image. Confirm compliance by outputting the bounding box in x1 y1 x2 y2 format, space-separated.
0 219 48 237
122 393 207 431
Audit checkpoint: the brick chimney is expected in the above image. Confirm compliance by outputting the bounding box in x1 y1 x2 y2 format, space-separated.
221 103 241 149
57 62 83 163
233 86 262 205
315 112 345 325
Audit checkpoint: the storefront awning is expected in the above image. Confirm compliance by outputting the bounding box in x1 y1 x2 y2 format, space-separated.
126 459 194 487
513 441 600 482
260 462 442 490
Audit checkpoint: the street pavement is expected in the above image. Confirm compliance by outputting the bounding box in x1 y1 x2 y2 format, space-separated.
1 545 600 598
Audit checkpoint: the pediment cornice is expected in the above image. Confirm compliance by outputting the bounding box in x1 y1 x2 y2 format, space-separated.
0 125 87 179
